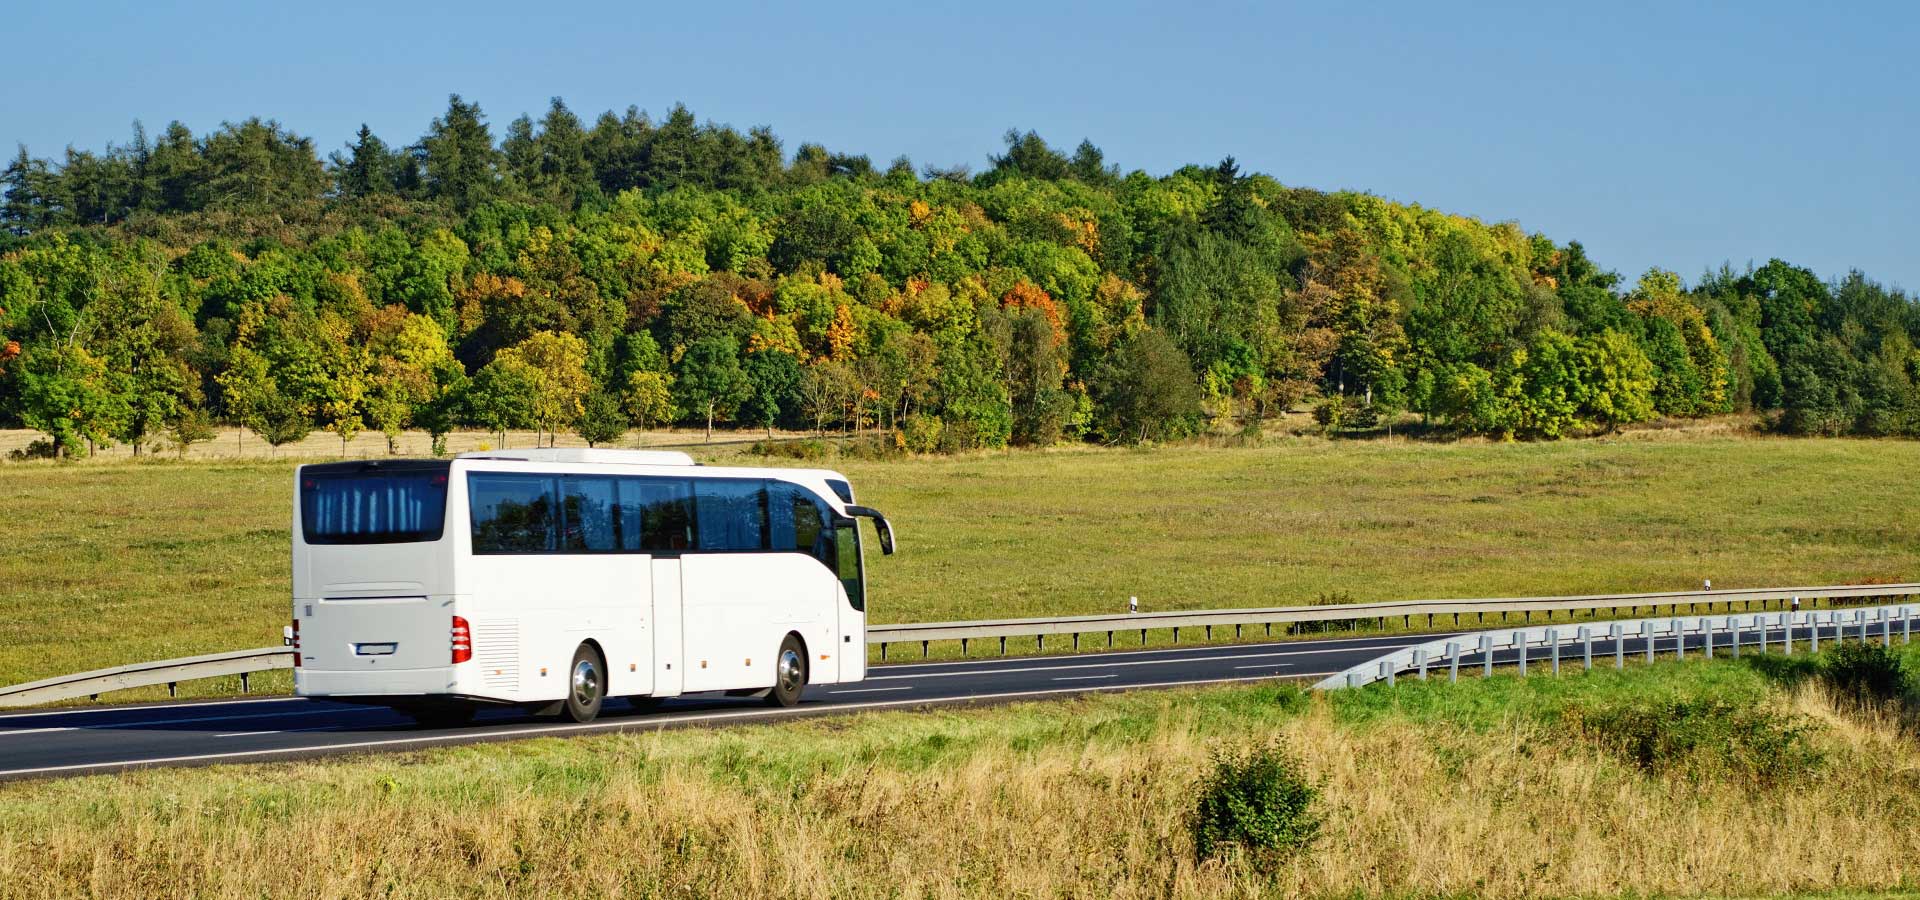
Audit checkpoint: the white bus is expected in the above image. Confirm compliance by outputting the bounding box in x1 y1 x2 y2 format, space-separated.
289 448 895 725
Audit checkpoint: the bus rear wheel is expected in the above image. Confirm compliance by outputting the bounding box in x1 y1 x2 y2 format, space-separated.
564 643 606 723
767 634 808 708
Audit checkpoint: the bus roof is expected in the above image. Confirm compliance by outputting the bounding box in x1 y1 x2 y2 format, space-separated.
456 448 696 466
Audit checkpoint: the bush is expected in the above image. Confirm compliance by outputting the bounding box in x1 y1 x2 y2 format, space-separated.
1567 696 1821 785
750 438 830 460
7 438 60 460
896 414 944 454
1820 641 1909 707
1190 739 1321 863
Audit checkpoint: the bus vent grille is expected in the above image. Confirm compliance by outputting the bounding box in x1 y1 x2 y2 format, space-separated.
473 619 520 689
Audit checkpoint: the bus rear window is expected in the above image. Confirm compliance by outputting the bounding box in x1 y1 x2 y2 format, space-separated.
300 464 450 545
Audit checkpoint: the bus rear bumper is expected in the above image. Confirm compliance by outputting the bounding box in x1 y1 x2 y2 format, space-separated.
296 666 458 698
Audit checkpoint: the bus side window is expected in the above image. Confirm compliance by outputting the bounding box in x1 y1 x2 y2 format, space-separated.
695 479 767 551
470 474 558 553
795 497 827 564
619 477 695 552
561 477 618 552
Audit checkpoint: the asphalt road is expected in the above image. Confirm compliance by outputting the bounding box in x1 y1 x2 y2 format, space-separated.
0 619 1890 781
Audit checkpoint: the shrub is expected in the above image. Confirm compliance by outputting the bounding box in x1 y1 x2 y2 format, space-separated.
1190 739 1321 862
1820 641 1909 707
1567 696 1821 785
7 438 60 460
750 438 830 460
897 414 944 454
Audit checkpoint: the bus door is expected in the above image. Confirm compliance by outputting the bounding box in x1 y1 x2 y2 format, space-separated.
651 557 684 697
833 520 866 682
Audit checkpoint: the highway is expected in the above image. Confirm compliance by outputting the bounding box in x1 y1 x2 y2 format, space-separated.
0 619 1871 780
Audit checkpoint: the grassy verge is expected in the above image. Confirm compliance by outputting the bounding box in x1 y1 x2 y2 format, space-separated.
4 433 1917 690
4 644 1920 898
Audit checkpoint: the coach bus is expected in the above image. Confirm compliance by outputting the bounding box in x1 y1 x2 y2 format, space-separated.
289 448 895 725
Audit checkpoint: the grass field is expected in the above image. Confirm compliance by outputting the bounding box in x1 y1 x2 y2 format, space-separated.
3 645 1919 898
3 431 1918 691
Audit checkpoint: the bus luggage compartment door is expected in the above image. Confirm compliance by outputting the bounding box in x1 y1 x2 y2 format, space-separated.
650 558 684 697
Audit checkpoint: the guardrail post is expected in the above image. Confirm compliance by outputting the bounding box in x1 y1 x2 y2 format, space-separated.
1173 627 1180 644
1858 610 1868 644
1548 629 1559 675
1730 617 1740 658
1580 626 1592 671
1448 642 1461 682
240 672 249 694
1381 660 1395 687
1905 607 1912 644
1139 629 1146 646
167 682 177 698
1105 632 1112 649
1703 621 1712 659
1810 612 1820 652
1782 613 1793 655
1611 623 1623 669
962 638 969 656
880 642 889 661
1672 619 1685 659
1645 622 1655 664
1515 631 1528 676
1346 672 1360 689
1481 636 1494 677
1000 637 1007 656
1882 609 1893 648
923 640 931 658
1414 649 1428 680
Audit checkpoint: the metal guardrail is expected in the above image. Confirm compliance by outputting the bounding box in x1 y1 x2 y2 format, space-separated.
867 582 1920 659
4 582 1916 707
0 647 293 708
1314 604 1919 690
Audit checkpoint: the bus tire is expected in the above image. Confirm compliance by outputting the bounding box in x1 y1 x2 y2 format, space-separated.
768 634 808 708
564 643 606 723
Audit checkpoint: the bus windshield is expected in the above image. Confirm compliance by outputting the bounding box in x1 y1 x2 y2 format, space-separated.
301 462 450 544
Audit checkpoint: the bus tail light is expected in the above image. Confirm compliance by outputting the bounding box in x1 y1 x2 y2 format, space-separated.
451 616 472 664
291 619 301 667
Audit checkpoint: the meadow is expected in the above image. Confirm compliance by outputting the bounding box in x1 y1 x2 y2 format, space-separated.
3 643 1919 898
3 429 1919 691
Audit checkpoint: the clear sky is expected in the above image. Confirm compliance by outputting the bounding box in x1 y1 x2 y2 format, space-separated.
3 1 1914 290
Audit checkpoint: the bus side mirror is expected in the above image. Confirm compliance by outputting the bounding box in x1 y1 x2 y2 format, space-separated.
845 505 896 556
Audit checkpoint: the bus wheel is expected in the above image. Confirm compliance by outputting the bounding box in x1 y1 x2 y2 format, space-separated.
564 643 606 723
768 634 808 708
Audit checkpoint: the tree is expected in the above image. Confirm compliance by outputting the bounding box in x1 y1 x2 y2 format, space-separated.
467 354 539 447
741 348 803 437
799 358 859 436
331 124 404 198
623 369 677 431
16 345 127 458
420 94 500 211
1574 329 1656 432
493 330 593 446
1090 327 1202 443
168 404 216 458
674 335 752 440
575 389 628 447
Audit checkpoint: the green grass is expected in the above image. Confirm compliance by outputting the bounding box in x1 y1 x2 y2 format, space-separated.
3 432 1918 689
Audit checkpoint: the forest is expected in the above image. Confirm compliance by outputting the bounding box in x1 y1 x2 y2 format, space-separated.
2 95 1916 457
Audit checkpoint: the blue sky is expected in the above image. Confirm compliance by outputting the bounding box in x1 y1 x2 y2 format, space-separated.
3 1 1914 290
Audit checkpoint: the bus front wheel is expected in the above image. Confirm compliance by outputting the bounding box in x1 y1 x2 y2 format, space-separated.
564 643 607 723
768 634 808 708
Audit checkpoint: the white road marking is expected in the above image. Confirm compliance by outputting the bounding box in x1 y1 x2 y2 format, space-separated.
873 632 1464 671
0 696 306 721
0 706 384 737
866 648 1347 682
1233 663 1293 670
826 686 912 694
0 673 1333 778
1052 674 1115 681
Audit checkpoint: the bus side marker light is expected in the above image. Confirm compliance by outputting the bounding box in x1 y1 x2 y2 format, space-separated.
820 654 829 661
629 663 636 672
745 658 752 666
700 661 707 669
540 667 547 677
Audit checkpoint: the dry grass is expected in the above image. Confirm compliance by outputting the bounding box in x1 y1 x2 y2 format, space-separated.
5 652 1920 899
4 430 1920 694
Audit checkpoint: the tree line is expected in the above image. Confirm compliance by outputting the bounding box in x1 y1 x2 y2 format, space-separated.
2 95 1916 458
